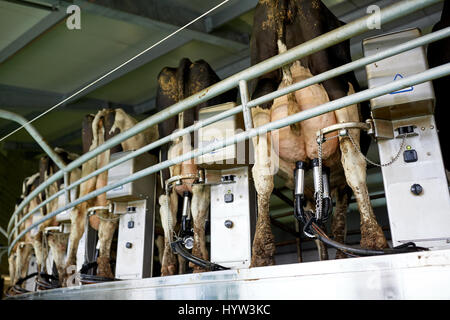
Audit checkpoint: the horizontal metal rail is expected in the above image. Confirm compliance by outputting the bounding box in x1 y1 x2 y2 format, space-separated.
6 0 440 234
8 25 450 242
8 61 450 253
6 0 444 252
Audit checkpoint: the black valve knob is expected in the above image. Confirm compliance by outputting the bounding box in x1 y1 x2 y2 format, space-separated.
126 242 133 249
224 220 234 229
411 184 423 195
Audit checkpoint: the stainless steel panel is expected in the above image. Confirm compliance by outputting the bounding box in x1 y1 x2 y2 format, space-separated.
209 167 255 269
24 255 37 292
107 151 157 201
197 102 247 168
115 198 155 280
378 115 450 248
364 28 435 120
9 249 450 300
74 223 98 273
55 185 77 222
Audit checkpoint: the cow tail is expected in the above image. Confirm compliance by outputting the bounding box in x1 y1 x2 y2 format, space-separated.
276 1 293 88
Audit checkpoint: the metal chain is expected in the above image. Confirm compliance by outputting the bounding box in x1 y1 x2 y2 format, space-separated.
316 135 324 221
315 133 339 220
347 133 407 167
314 130 406 220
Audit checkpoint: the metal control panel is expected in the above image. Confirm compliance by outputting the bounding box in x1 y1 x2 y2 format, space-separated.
209 166 256 269
107 151 157 201
107 151 157 280
364 29 450 249
114 199 155 280
364 28 435 120
75 221 98 273
24 255 37 292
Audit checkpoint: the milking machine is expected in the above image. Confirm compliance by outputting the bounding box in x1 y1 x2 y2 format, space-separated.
77 151 157 282
167 102 257 271
294 28 450 255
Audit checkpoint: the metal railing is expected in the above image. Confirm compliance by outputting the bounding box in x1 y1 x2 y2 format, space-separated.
4 0 448 255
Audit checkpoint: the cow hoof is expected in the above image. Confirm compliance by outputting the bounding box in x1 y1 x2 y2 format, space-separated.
96 257 114 279
161 264 177 276
360 224 388 250
335 250 347 259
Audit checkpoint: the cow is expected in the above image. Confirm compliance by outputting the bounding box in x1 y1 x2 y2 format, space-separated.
156 58 237 275
37 148 81 286
63 108 158 284
427 0 449 178
6 149 81 293
7 173 42 293
248 0 387 266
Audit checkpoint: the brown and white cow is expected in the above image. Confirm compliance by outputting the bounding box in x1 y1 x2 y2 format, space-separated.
8 173 42 292
248 0 387 266
156 58 237 275
38 148 81 285
63 108 158 284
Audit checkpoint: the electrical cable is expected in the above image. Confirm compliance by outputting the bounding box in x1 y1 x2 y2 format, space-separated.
170 239 229 271
295 206 429 257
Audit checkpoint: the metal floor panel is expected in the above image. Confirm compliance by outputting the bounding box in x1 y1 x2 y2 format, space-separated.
7 249 450 300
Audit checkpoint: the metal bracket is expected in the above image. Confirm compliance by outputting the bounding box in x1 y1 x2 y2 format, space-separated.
316 121 371 141
239 80 254 131
86 204 113 216
165 170 205 191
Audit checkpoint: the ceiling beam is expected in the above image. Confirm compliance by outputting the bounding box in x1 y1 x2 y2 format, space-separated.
74 0 248 51
0 3 67 64
0 84 135 113
206 0 257 32
36 0 249 105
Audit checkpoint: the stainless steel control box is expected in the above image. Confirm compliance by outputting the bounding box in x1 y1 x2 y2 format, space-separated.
106 151 157 201
364 28 435 120
107 151 157 280
24 254 37 292
363 29 450 249
209 166 256 269
114 199 156 280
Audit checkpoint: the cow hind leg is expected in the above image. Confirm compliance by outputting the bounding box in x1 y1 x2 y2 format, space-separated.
190 184 210 273
48 233 69 285
331 186 350 259
96 210 118 279
334 87 387 250
16 243 33 286
64 205 86 278
32 232 47 274
159 191 178 276
250 107 276 268
8 254 17 287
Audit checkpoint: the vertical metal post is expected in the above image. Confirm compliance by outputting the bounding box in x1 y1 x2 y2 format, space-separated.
239 80 253 130
63 172 70 205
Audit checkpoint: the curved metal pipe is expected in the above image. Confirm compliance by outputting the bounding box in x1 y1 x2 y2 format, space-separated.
8 62 450 254
0 110 67 171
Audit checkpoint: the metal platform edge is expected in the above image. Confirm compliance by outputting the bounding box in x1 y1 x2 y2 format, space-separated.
6 249 450 300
